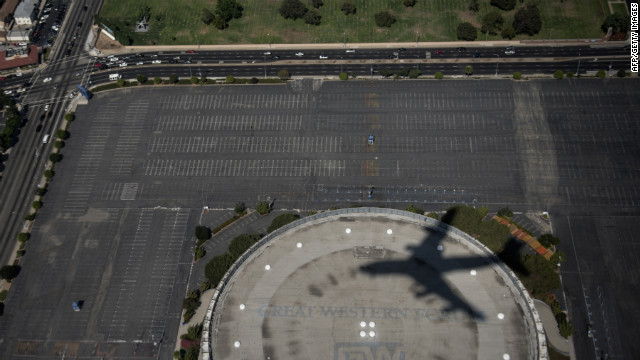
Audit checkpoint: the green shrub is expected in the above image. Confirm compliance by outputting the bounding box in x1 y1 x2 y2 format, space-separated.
55 129 69 139
194 246 205 261
0 289 8 301
49 153 62 163
181 324 203 341
0 265 21 282
550 250 566 265
513 72 522 80
205 253 236 286
226 75 235 83
278 69 290 80
339 72 348 80
256 201 270 215
64 113 75 122
117 78 125 87
169 74 178 84
553 70 564 79
442 205 509 252
194 226 211 241
24 213 36 221
537 233 561 248
408 69 422 79
32 201 42 210
154 77 162 84
200 280 212 292
249 77 259 84
517 254 560 297
596 70 606 78
35 187 47 196
267 214 300 233
405 204 424 215
234 202 246 214
44 169 54 179
566 71 574 78
191 76 199 84
17 233 30 242
228 234 261 258
380 69 392 78
427 212 439 220
137 75 147 84
497 207 513 218
434 71 443 79
556 312 574 338
54 140 65 149
617 69 626 77
16 249 25 257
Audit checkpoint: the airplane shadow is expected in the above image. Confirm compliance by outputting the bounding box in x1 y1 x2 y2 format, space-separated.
360 209 529 322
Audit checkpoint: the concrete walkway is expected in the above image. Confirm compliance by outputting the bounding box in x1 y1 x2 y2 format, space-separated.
174 289 215 354
534 299 572 356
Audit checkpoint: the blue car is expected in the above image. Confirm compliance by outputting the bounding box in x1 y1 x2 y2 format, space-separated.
368 135 375 145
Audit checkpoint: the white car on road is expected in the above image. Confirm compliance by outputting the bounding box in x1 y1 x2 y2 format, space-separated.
152 59 161 64
43 77 52 83
295 52 304 57
319 54 328 59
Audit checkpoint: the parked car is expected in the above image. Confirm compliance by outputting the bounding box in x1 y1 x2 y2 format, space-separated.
186 50 195 53
43 77 52 83
345 49 356 53
319 54 328 59
152 60 161 64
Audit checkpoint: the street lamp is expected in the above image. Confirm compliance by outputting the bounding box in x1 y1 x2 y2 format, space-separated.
495 54 499 77
415 32 419 48
576 51 581 76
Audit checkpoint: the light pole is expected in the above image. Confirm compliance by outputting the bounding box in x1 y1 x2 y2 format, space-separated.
495 54 499 77
576 51 581 76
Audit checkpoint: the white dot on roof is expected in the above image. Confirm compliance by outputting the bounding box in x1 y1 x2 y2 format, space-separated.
234 341 240 348
503 354 510 360
360 331 366 337
346 228 351 234
360 321 366 327
296 242 302 248
369 321 375 328
470 269 477 276
239 304 245 310
386 229 393 235
369 331 376 337
265 264 271 270
498 313 505 320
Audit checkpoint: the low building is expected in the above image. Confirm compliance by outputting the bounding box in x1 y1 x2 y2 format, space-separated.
14 0 39 26
0 44 38 70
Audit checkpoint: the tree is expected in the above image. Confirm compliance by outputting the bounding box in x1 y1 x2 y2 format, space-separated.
185 345 200 360
194 246 205 261
279 0 308 20
482 11 504 35
434 71 443 79
234 202 246 214
136 74 147 84
64 113 75 122
0 265 20 282
49 153 62 163
228 234 261 257
249 77 259 84
200 75 208 84
553 70 564 79
339 72 348 80
117 78 125 87
256 201 270 215
538 234 561 248
216 0 243 22
213 15 228 29
56 129 69 139
18 232 30 242
380 69 392 77
457 22 477 41
497 207 513 217
596 70 606 78
601 13 631 33
201 8 215 25
465 65 473 76
501 26 516 40
341 1 356 15
44 169 54 179
154 77 162 84
617 69 626 77
195 226 211 241
54 140 65 149
469 0 479 12
374 11 395 27
303 9 321 25
406 204 424 214
267 214 300 233
490 0 515 11
513 71 522 80
190 76 198 84
513 4 542 36
403 0 416 7
312 0 323 9
278 69 290 80
226 75 235 83
169 74 178 83
408 69 422 78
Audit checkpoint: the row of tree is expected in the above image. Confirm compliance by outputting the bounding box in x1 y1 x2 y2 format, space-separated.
201 0 243 29
458 3 542 41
